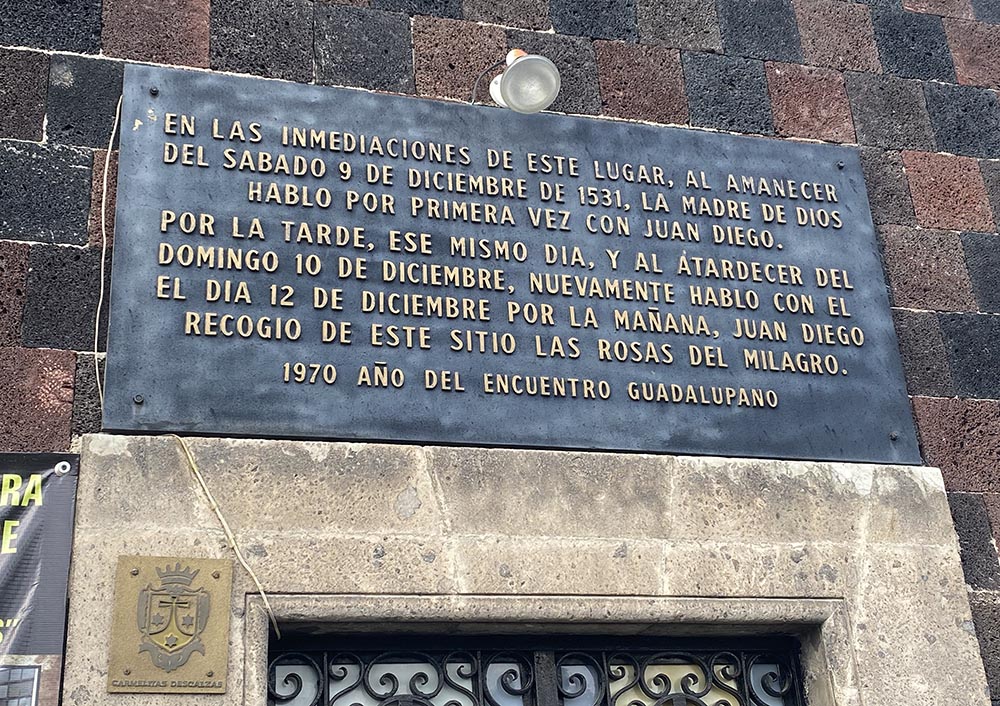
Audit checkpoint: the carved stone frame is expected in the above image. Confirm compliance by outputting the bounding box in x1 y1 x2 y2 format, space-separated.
243 594 855 706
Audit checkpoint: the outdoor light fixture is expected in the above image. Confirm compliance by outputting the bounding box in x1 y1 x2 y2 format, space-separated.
471 49 561 114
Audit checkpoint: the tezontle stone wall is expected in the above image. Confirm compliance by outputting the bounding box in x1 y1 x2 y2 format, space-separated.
2 0 1000 699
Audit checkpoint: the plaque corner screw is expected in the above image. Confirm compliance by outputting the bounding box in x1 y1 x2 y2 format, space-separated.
212 570 220 579
836 160 845 170
207 671 214 677
130 568 139 576
889 431 899 441
149 86 159 97
133 394 144 405
124 668 131 675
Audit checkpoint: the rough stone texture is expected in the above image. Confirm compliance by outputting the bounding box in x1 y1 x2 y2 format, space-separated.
853 545 983 703
971 0 1000 22
102 0 210 67
891 309 956 397
594 42 687 124
0 142 92 246
948 492 1000 590
845 72 935 150
463 0 549 29
682 52 774 135
47 55 124 149
0 49 49 142
913 397 1000 492
550 0 636 41
88 151 118 248
0 0 102 53
986 495 1000 546
0 241 28 346
981 160 1000 230
878 225 976 311
923 81 1000 158
962 231 1000 312
858 147 916 225
506 31 600 115
902 151 994 231
718 0 803 62
211 0 313 82
939 313 1000 399
945 19 1000 88
765 62 854 142
413 17 506 101
0 348 75 453
969 593 1000 699
370 0 462 17
795 0 881 72
904 0 974 15
72 353 103 438
316 5 414 93
636 0 722 52
22 245 110 351
66 435 992 706
872 7 956 81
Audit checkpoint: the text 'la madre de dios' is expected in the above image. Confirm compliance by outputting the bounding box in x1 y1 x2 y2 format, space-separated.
151 114 866 409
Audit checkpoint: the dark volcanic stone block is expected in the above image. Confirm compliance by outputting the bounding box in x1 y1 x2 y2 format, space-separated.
371 0 462 17
682 52 774 135
463 0 549 29
969 594 1000 698
972 0 1000 23
845 72 935 150
948 492 1000 590
0 0 101 53
718 0 802 62
0 142 92 245
924 81 1000 158
0 49 49 141
878 225 976 311
939 313 1000 398
316 5 415 93
891 309 955 397
795 0 881 72
0 241 29 346
962 232 1000 312
47 55 125 148
0 347 76 453
507 30 600 115
211 0 314 82
72 353 104 437
858 147 916 225
636 0 722 51
550 0 637 41
22 245 110 351
872 8 956 81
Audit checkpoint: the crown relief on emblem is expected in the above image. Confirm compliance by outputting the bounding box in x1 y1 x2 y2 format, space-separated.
137 562 212 673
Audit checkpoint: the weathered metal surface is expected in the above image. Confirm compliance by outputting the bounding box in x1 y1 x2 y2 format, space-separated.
107 556 232 694
104 64 920 464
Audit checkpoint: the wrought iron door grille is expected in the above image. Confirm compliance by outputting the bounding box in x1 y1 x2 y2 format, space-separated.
268 637 806 706
0 666 38 706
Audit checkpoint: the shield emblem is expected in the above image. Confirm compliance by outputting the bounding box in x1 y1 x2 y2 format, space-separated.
137 564 211 672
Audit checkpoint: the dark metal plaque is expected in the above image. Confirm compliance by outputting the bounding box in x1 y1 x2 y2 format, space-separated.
104 64 920 464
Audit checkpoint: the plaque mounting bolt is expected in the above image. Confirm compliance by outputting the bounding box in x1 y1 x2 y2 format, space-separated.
149 86 159 96
124 669 131 675
130 568 139 576
212 570 220 579
207 671 214 677
889 431 899 441
836 160 845 170
133 394 144 405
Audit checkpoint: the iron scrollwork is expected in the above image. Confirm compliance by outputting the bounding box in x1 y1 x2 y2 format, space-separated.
268 644 803 706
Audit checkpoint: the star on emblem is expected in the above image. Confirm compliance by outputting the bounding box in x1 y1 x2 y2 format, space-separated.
181 615 194 629
165 634 178 648
150 613 165 627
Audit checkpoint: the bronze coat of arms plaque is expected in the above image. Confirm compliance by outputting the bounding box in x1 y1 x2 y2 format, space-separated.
107 556 232 694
